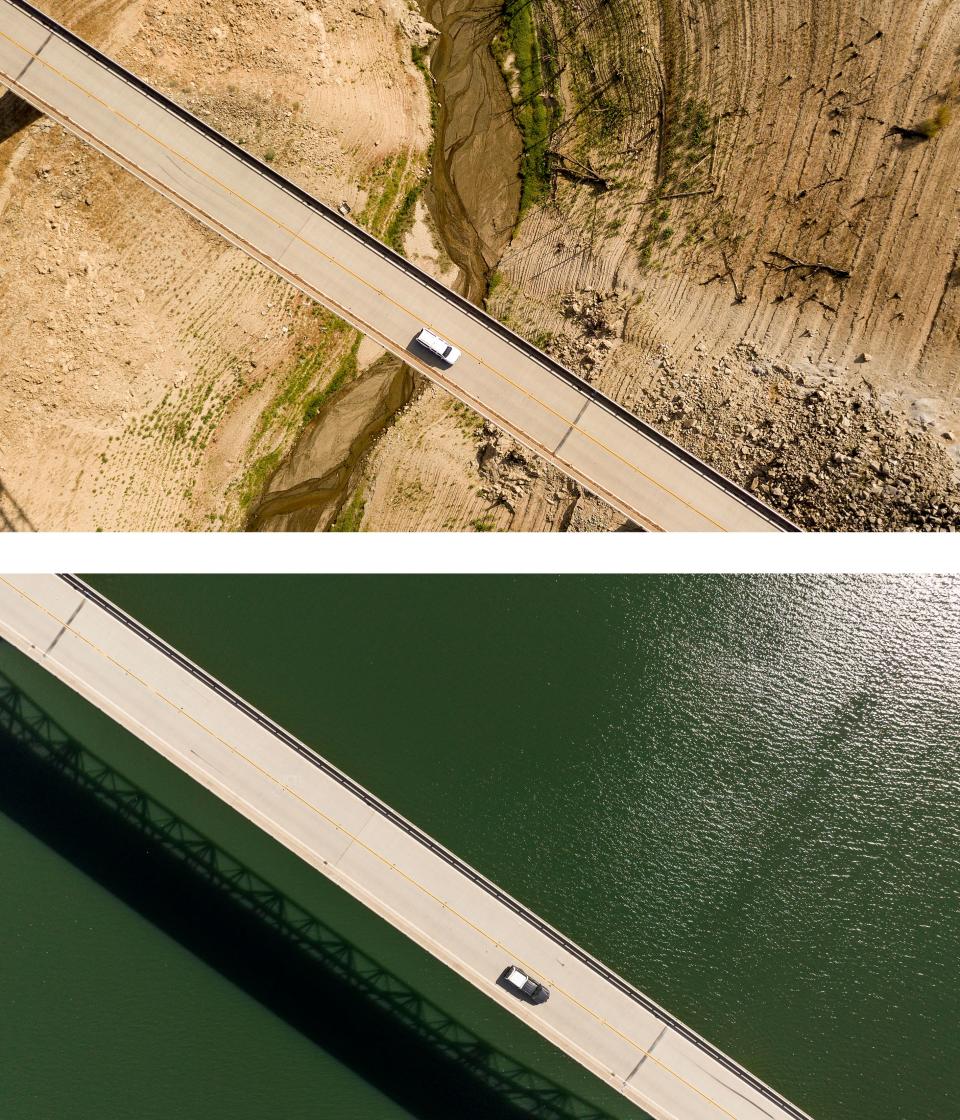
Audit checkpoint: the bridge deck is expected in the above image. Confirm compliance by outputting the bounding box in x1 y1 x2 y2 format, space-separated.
0 0 796 531
0 575 812 1120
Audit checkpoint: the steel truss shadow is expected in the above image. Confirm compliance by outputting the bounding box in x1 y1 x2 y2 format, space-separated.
0 480 37 531
0 89 42 145
0 673 618 1120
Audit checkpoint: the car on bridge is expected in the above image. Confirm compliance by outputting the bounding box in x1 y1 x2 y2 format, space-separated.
499 965 550 1004
414 327 461 365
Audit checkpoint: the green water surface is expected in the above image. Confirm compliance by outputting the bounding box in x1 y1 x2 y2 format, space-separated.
1 576 957 1120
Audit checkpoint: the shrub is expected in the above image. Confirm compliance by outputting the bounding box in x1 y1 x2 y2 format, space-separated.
916 103 952 139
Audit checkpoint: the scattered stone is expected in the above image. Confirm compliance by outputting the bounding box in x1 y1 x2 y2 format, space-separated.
622 342 960 531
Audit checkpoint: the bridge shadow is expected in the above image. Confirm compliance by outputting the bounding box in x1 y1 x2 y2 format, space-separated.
0 480 37 531
0 90 42 145
0 672 618 1120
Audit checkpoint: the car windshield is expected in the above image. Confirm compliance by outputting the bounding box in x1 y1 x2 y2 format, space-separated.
443 344 453 357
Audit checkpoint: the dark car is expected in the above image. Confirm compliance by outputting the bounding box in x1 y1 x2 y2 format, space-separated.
499 965 550 1005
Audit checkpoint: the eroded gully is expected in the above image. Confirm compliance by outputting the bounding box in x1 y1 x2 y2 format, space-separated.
248 0 521 531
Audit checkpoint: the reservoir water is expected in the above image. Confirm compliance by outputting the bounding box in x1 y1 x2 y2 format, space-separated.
1 576 957 1120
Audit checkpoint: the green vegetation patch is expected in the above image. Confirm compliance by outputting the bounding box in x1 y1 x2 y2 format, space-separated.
302 335 362 422
330 486 366 532
385 183 421 254
359 151 410 233
496 0 558 214
232 315 359 521
660 98 713 194
251 311 351 444
358 150 427 257
634 98 716 268
237 446 283 511
915 103 952 139
411 43 439 160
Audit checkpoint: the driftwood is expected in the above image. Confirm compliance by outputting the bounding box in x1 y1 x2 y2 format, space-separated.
720 246 746 303
767 251 851 280
547 150 610 189
888 124 930 142
645 186 716 203
793 175 843 200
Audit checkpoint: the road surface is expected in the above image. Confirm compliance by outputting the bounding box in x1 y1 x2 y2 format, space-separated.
0 574 814 1120
0 0 798 531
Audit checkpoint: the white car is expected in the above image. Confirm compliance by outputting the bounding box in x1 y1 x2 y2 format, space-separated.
415 327 461 365
499 965 550 1004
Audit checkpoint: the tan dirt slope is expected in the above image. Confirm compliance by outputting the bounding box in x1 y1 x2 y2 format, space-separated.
355 0 960 531
504 0 960 398
0 0 431 530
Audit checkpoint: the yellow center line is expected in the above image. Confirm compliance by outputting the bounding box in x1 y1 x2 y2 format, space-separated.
0 576 744 1120
0 16 740 531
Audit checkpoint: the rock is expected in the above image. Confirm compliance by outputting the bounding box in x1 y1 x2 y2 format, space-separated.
856 352 873 363
476 442 497 473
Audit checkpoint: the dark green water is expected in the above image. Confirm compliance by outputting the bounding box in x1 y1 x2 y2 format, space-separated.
1 576 958 1120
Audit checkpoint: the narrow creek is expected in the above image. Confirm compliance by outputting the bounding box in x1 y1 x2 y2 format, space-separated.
248 0 521 532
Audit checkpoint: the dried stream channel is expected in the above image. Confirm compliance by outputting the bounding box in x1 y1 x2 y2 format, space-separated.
420 0 521 304
247 353 414 532
249 0 521 531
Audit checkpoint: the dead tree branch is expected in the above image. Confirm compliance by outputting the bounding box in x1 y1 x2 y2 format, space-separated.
720 246 746 302
766 251 851 279
547 150 611 189
645 186 715 203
